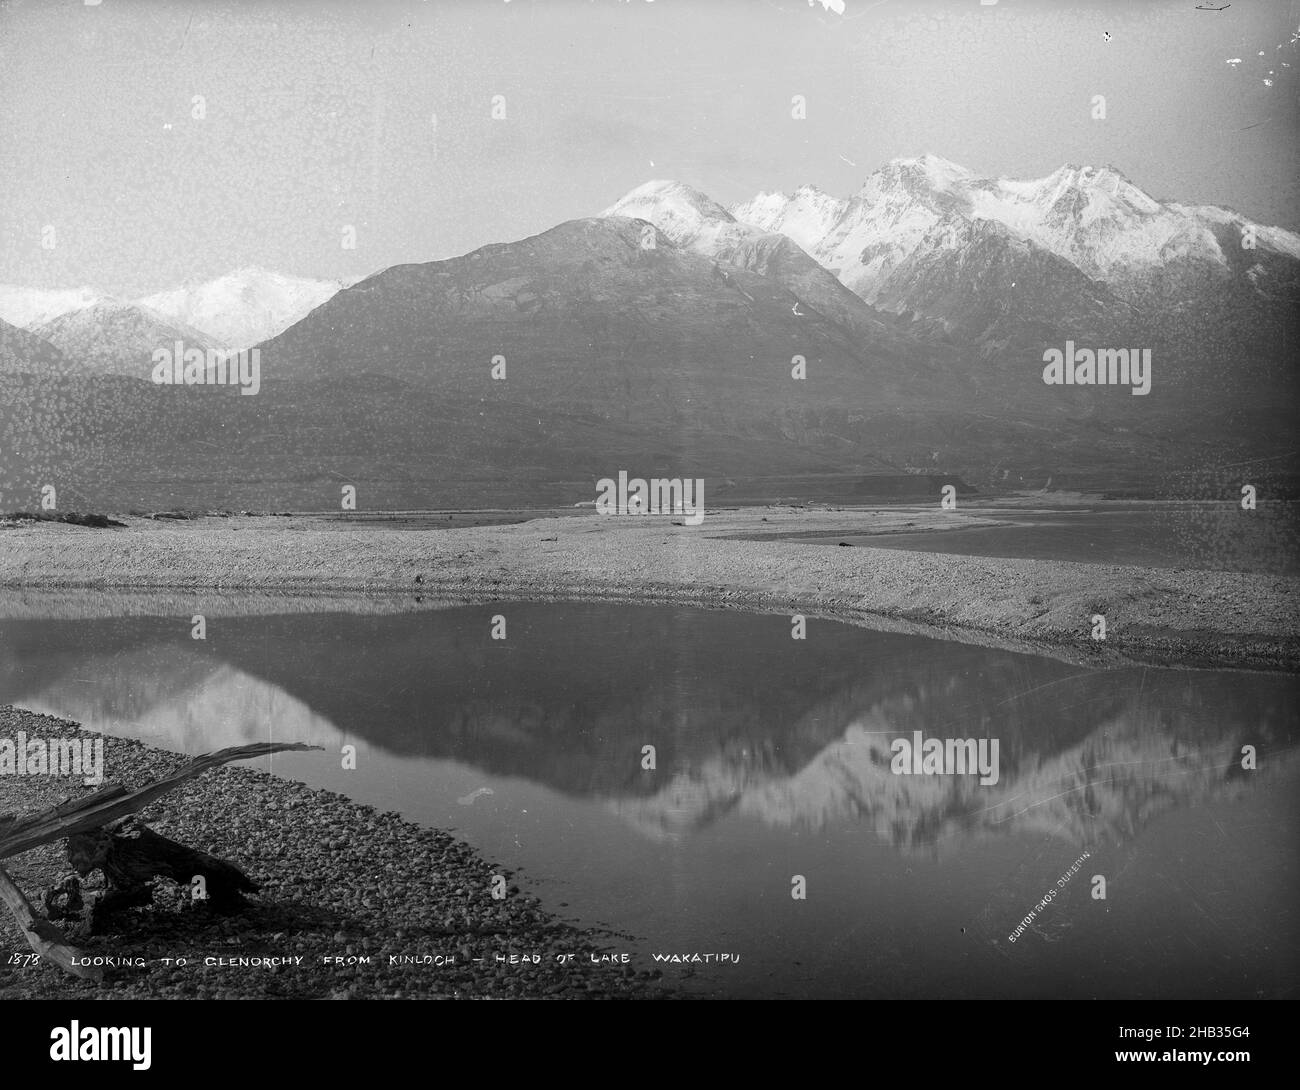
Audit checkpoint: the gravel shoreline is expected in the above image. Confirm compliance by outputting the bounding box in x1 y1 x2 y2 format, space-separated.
1 507 1296 670
0 707 669 1000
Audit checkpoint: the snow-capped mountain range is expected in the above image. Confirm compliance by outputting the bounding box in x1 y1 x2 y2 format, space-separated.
0 268 348 354
2 155 1296 508
4 154 1295 367
598 156 1299 403
604 179 914 349
728 153 1300 305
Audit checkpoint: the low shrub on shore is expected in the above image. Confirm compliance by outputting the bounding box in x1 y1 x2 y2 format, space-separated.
1 511 126 529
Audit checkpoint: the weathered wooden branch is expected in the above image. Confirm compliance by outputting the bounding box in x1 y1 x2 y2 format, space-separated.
0 741 320 860
0 741 322 978
0 864 102 981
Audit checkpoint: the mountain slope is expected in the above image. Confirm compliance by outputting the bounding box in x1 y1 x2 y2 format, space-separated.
256 215 956 434
0 316 67 376
1 218 1105 510
32 302 219 379
735 156 1297 440
877 212 1126 321
138 267 347 351
733 157 971 301
602 180 921 354
0 370 867 511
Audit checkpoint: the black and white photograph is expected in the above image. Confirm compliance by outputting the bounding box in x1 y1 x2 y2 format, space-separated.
0 0 1296 1053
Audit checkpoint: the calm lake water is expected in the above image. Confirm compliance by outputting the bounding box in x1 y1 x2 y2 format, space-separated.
3 601 1297 998
765 503 1300 575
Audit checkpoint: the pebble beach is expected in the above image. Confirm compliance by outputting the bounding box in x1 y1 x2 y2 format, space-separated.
0 708 668 1000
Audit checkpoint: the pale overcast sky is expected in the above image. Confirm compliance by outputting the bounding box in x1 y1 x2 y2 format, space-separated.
1 0 1296 296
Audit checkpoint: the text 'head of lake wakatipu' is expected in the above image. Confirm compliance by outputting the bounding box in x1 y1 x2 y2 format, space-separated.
595 471 705 524
891 731 1000 786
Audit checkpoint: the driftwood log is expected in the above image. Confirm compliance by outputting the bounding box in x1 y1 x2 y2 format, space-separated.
0 866 96 980
43 815 261 931
0 741 322 979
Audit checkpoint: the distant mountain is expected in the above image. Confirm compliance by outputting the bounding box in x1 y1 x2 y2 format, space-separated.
733 154 1300 309
602 179 751 255
734 156 1298 439
32 302 219 379
870 214 1142 391
3 156 1294 509
138 267 348 351
606 176 1130 375
0 284 104 329
255 215 954 435
734 158 967 301
0 269 348 353
602 180 923 353
604 170 1295 444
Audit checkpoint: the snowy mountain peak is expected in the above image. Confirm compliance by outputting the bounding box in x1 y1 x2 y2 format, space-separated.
31 300 219 379
598 179 902 346
1021 162 1161 216
602 180 743 253
138 268 347 350
879 153 974 190
0 267 348 351
603 179 772 260
731 186 851 255
731 156 1300 302
0 284 110 329
605 179 735 221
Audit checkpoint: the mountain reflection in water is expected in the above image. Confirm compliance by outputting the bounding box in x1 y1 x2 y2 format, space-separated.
3 599 1296 998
